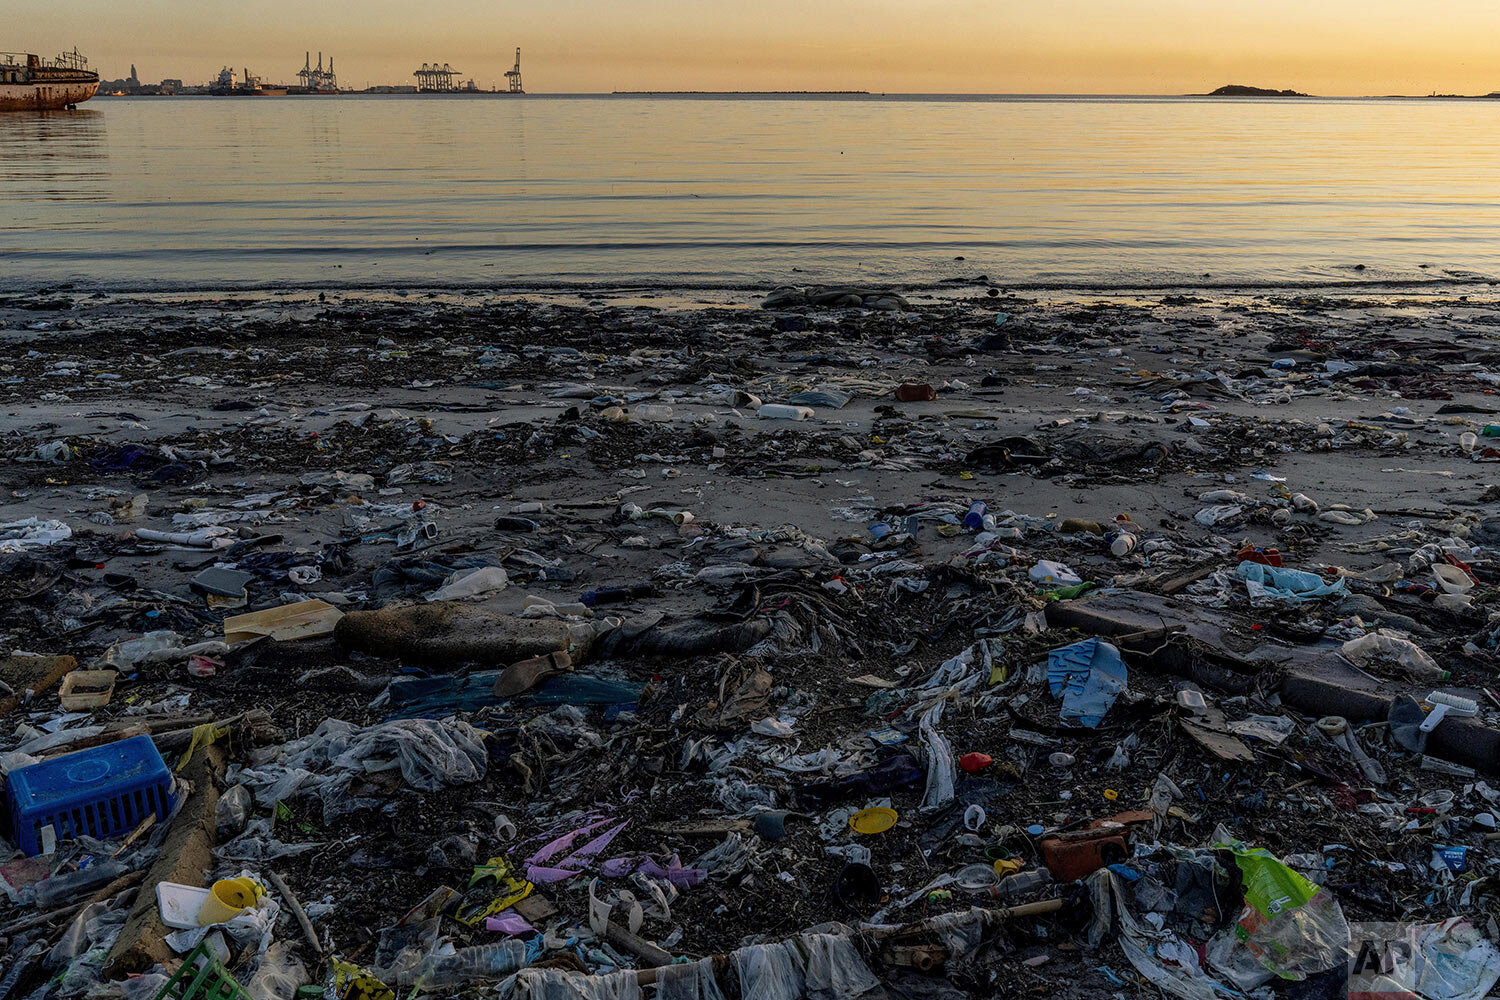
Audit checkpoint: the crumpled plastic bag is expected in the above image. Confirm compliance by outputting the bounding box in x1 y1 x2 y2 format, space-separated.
217 816 321 863
1236 561 1348 603
1087 868 1221 1000
216 784 254 839
1195 504 1243 527
430 566 510 601
0 517 72 552
1047 638 1128 728
245 941 308 1000
233 718 489 822
1343 630 1441 679
1206 842 1350 990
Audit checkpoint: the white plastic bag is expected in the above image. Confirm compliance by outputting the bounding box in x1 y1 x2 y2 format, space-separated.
1342 630 1442 680
1206 844 1350 990
430 566 509 601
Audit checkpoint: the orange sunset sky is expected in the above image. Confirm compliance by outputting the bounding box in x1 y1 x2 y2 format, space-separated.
13 0 1500 95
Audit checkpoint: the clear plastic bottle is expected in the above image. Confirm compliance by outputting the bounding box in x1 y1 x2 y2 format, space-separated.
34 859 128 908
997 869 1053 897
391 942 529 988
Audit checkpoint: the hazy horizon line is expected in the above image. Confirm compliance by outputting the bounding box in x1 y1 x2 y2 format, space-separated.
95 89 1500 99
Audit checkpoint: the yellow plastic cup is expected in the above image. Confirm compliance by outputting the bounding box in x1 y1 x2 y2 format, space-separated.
197 877 264 926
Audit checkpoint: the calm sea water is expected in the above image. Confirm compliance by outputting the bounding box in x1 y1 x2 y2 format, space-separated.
4 94 1500 291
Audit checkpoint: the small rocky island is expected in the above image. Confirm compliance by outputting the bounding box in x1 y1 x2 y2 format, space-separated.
1202 84 1311 97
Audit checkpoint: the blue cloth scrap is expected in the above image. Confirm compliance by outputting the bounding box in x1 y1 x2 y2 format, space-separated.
1046 638 1128 728
1236 561 1348 602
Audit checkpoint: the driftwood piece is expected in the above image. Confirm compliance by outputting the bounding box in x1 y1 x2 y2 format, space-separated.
102 744 226 977
0 655 77 716
267 871 324 964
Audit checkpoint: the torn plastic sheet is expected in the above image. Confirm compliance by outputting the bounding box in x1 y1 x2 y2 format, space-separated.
918 639 1004 699
731 940 807 1000
598 854 705 889
916 701 956 813
1087 868 1223 1000
498 967 642 1000
656 957 727 1000
1047 638 1128 728
588 878 643 936
526 819 630 882
1236 561 1348 603
802 932 882 1000
233 718 489 823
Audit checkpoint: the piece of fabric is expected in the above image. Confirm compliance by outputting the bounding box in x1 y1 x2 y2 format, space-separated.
1047 638 1128 728
1236 561 1348 602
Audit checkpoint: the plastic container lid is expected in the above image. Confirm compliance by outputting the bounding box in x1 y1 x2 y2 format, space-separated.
849 807 898 835
1176 689 1207 711
955 863 1000 891
156 881 213 930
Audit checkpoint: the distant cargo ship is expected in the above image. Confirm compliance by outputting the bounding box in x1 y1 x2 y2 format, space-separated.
0 50 99 111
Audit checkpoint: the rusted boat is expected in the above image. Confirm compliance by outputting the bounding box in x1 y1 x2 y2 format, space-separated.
0 50 99 111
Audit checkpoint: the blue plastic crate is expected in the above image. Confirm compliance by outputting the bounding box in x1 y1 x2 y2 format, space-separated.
5 734 175 856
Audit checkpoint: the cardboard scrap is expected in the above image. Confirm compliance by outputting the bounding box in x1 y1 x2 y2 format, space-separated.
224 600 343 645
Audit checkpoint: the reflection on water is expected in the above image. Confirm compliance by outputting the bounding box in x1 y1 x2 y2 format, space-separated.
0 109 109 204
3 95 1500 289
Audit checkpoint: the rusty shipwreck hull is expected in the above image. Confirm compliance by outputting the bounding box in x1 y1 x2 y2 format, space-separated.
0 80 99 111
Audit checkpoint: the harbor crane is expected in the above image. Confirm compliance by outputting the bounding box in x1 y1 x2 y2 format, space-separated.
414 62 462 92
504 48 523 93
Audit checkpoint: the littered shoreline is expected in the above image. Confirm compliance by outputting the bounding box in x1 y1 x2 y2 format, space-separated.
0 281 1497 988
